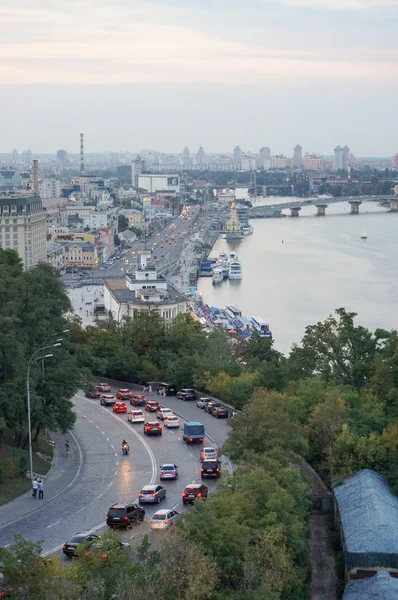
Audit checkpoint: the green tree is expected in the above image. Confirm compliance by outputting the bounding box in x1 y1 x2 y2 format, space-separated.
118 214 129 232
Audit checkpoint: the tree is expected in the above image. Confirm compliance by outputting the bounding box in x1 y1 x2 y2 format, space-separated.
118 214 129 232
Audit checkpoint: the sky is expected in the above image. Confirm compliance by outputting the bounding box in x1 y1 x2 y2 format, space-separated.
1 0 398 155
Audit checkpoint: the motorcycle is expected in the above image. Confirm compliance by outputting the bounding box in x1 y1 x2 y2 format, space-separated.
122 444 129 455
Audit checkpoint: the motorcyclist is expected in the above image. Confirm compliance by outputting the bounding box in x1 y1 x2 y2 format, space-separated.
65 440 70 453
122 440 127 447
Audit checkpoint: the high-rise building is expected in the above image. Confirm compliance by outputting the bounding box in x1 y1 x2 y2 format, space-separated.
0 193 47 269
257 147 270 169
131 157 144 186
342 146 350 171
196 146 205 168
394 154 398 170
21 150 33 168
334 146 343 170
293 145 303 169
233 146 242 168
56 149 68 162
12 149 19 167
182 147 190 169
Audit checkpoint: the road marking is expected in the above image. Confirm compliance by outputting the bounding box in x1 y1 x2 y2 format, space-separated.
101 431 105 435
129 533 137 539
169 430 174 434
114 470 118 475
89 419 93 423
177 437 181 440
76 506 86 513
111 444 114 449
96 425 99 429
172 503 179 510
47 521 59 529
189 452 193 458
106 437 110 441
3 543 10 548
114 452 117 457
107 480 113 488
96 493 103 500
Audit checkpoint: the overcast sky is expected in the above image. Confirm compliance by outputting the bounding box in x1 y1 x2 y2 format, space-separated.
1 0 398 156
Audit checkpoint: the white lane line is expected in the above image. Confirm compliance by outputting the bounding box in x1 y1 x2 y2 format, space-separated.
172 503 179 510
129 534 137 539
111 444 114 449
96 493 103 500
177 437 181 440
189 452 194 458
3 543 10 548
116 461 119 466
114 470 118 475
107 480 114 488
76 506 86 513
89 419 93 423
101 431 105 435
106 437 110 441
96 425 99 429
47 521 59 529
114 452 117 457
169 430 174 434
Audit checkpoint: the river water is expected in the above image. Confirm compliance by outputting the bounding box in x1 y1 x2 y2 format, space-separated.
197 198 398 354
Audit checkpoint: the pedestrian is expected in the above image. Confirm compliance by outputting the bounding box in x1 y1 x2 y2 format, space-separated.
32 478 38 499
38 479 44 500
148 384 152 393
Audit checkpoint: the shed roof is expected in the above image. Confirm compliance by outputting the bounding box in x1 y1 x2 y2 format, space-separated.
343 572 398 600
334 470 398 567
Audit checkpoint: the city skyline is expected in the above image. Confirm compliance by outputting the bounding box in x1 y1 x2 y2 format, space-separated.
1 1 398 153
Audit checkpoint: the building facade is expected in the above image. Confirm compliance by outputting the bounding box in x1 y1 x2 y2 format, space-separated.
61 241 98 268
0 193 46 269
120 209 144 228
137 174 179 193
46 241 65 271
293 145 303 169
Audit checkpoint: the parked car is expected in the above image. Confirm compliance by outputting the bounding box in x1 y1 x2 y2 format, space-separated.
145 400 160 412
144 421 162 436
149 509 181 529
164 415 180 429
97 383 111 393
106 503 145 528
138 484 166 504
117 389 133 400
211 406 229 419
196 397 211 409
201 459 221 479
63 532 100 558
182 483 208 505
157 382 177 396
157 407 173 421
85 389 101 399
100 394 116 406
128 409 145 424
130 394 146 407
205 401 219 414
177 388 196 401
159 464 178 480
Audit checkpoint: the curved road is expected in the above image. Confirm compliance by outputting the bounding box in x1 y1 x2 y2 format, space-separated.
0 386 231 555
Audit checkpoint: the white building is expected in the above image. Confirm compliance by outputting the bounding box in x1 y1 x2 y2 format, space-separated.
293 145 303 169
46 241 65 271
39 179 61 200
241 156 257 170
137 174 179 193
87 207 119 232
0 193 47 269
334 146 343 170
103 250 188 322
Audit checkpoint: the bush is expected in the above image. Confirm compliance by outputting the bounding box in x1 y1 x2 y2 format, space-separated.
0 465 7 484
16 455 28 478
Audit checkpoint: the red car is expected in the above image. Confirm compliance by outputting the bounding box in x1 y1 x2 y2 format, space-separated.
130 395 146 407
145 400 160 412
117 389 133 400
85 390 101 399
113 402 127 414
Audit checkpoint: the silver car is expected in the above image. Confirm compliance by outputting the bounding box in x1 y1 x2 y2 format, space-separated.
138 484 166 504
149 509 181 530
196 397 211 409
159 464 178 480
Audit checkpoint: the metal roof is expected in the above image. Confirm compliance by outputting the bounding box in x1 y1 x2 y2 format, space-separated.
334 470 398 570
343 572 398 599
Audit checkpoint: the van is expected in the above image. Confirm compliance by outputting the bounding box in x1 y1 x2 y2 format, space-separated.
157 382 177 396
183 421 205 444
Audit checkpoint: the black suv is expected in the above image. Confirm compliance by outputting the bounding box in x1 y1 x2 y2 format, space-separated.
157 382 177 396
201 459 221 479
182 483 208 505
144 421 162 436
63 532 99 558
106 502 145 528
177 388 196 401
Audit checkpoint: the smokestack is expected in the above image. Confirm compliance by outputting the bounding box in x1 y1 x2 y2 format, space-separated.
32 159 40 195
80 133 85 175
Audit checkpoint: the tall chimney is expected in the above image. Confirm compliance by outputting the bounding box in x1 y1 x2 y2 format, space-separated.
80 133 85 175
32 159 40 195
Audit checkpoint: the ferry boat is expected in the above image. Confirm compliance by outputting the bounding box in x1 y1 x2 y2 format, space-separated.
250 316 272 337
360 227 367 240
242 225 253 236
229 258 242 280
224 304 242 321
212 267 224 285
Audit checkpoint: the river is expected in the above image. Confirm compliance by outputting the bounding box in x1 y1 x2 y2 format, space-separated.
197 198 398 354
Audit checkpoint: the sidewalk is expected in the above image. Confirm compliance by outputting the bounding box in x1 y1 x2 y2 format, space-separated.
0 431 82 529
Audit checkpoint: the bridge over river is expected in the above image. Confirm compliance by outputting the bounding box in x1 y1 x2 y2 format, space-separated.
250 195 398 218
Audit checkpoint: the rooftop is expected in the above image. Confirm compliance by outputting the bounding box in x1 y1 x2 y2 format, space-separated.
104 277 186 306
343 572 398 600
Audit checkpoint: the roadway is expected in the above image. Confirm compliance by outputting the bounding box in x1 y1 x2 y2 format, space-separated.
0 384 231 556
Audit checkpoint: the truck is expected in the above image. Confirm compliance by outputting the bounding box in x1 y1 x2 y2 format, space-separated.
183 421 205 444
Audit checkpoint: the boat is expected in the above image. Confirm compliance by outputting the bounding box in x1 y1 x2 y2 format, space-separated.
250 316 272 338
360 227 367 240
229 258 242 280
242 225 253 236
211 267 224 285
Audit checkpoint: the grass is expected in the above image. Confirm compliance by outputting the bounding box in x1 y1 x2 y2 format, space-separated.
0 437 54 506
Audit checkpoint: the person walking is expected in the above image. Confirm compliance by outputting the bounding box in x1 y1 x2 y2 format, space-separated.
148 384 152 393
32 478 38 499
38 479 44 500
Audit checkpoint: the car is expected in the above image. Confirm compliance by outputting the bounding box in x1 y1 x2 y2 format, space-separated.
182 483 208 504
113 401 127 413
97 383 111 393
100 394 116 406
149 509 181 529
205 400 219 414
145 400 160 412
144 421 162 436
164 415 180 429
130 394 146 407
212 406 229 419
128 409 145 424
85 389 101 399
196 397 211 409
63 532 100 558
138 484 166 504
117 389 133 400
106 502 145 528
201 459 221 479
159 464 178 480
157 382 177 396
200 447 218 461
157 407 173 421
177 388 196 401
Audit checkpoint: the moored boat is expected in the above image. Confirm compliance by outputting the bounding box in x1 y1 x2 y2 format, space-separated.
229 258 242 280
250 316 272 337
212 267 224 285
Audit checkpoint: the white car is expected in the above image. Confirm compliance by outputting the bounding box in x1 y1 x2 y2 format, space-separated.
157 407 173 421
200 447 218 461
196 397 210 409
164 415 180 429
128 409 145 424
149 509 181 530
